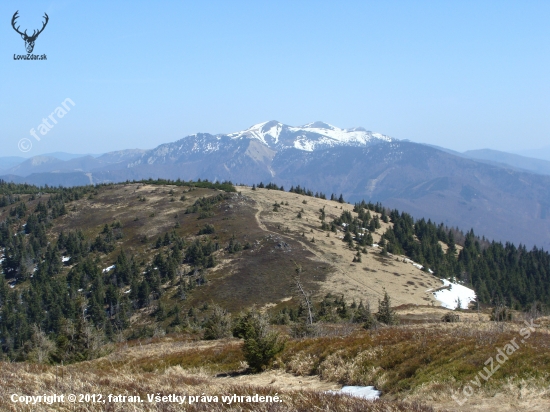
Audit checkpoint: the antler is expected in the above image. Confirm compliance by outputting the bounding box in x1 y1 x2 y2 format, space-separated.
32 13 49 39
11 11 49 40
11 11 27 37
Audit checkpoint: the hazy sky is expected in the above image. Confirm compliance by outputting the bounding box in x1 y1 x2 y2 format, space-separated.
2 1 550 157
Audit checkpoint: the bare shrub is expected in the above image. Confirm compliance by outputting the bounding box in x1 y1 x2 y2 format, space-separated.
203 305 232 340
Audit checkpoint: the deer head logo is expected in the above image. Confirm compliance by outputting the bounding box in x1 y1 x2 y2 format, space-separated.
11 11 49 54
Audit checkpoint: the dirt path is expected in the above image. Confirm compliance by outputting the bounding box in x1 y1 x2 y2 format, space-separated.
251 194 393 303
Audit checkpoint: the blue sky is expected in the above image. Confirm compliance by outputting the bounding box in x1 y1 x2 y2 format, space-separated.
1 1 550 157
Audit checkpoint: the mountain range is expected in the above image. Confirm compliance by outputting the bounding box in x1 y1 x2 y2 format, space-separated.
3 121 550 249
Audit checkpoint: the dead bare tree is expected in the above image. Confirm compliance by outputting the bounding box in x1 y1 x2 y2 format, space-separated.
293 263 313 326
289 262 320 338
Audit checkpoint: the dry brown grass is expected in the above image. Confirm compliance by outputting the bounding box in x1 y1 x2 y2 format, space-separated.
3 320 550 411
94 337 245 374
0 360 436 412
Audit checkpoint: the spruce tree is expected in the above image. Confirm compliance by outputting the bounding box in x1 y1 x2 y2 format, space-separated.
358 300 377 329
238 310 285 373
376 289 399 325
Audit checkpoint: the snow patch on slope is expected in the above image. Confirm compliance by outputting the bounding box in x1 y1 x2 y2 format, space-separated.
433 279 476 309
327 386 381 400
228 120 284 145
294 137 315 151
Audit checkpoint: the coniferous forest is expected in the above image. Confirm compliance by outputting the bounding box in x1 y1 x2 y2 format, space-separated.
0 179 549 363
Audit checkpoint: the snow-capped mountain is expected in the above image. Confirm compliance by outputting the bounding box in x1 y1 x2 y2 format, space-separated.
226 120 393 151
126 121 394 168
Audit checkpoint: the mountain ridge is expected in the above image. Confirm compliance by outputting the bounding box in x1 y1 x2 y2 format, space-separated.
3 121 550 249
